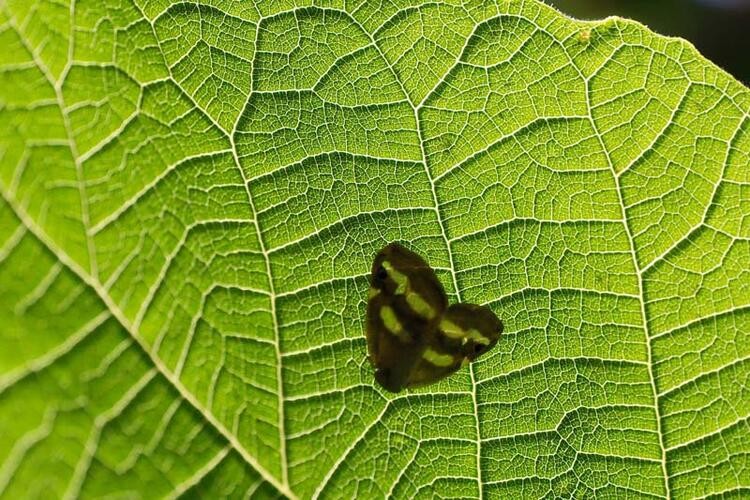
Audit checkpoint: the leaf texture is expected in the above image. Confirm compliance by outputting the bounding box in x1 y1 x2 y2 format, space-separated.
1 1 749 498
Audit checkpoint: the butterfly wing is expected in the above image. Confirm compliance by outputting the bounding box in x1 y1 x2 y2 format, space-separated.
402 346 463 389
366 243 448 392
403 303 503 389
439 303 503 361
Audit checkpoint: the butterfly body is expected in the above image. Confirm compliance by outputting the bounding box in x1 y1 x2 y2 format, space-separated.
365 243 503 392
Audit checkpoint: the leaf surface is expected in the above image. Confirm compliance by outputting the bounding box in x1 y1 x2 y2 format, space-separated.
1 1 749 498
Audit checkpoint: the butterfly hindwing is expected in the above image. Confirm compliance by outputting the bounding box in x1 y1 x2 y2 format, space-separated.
439 303 503 361
403 304 503 388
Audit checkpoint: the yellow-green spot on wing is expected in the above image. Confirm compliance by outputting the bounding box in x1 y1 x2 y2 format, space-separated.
405 291 436 319
379 305 410 343
439 318 465 340
439 318 491 345
382 260 408 294
422 347 454 367
466 328 490 345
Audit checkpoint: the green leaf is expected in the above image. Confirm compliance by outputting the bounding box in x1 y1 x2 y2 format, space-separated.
1 1 749 498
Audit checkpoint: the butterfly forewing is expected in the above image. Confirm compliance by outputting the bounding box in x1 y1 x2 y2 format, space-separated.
401 342 463 389
366 243 447 392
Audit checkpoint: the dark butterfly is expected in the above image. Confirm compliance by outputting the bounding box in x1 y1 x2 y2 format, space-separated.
365 243 503 392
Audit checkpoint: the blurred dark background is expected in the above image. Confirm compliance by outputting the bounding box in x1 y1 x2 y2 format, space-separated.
547 0 750 85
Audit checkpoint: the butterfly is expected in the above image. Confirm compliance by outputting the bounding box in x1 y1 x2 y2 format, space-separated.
365 243 503 392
